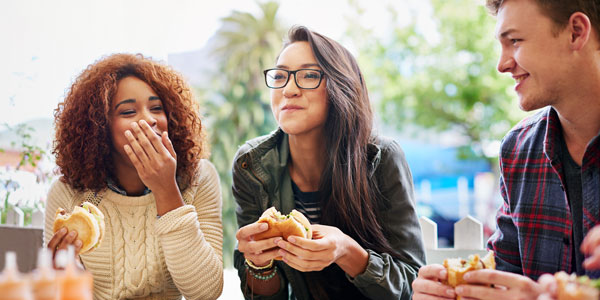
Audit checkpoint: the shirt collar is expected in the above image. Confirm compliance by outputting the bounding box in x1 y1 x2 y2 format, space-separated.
544 106 600 168
543 107 562 163
106 177 151 196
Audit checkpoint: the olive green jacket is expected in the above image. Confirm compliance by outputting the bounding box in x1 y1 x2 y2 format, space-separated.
232 129 425 300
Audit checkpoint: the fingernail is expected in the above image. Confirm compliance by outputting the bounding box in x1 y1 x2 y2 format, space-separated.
60 228 67 234
277 241 286 249
139 120 147 126
75 240 82 247
273 237 282 245
69 231 77 237
440 269 447 278
463 273 471 280
131 122 138 129
455 286 463 294
259 223 268 230
446 288 455 296
278 250 285 258
125 130 132 136
288 236 296 243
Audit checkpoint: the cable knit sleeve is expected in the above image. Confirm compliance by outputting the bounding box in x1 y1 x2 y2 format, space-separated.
44 178 77 247
155 159 224 300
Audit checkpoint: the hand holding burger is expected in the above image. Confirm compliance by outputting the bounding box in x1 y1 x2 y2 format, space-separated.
236 207 312 268
253 207 312 241
48 202 105 259
553 271 600 300
443 251 496 288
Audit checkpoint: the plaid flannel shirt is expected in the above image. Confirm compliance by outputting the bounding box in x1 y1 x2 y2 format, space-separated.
487 107 600 280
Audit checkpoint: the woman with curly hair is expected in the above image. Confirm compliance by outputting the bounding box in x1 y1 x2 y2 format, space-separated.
233 26 424 300
44 53 223 300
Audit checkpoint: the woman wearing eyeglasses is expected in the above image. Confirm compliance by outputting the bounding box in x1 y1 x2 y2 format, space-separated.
232 26 425 300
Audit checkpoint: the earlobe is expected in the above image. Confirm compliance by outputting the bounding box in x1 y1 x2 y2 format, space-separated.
569 12 592 50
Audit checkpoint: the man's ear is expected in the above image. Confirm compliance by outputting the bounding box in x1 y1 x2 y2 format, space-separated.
568 12 592 51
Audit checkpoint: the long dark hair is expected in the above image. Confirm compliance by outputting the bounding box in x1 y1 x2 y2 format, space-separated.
284 26 398 258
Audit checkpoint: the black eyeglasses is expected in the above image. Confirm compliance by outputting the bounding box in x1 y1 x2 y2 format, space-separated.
263 68 325 89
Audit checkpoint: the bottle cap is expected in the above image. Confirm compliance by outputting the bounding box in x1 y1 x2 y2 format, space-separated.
4 251 17 272
37 248 52 270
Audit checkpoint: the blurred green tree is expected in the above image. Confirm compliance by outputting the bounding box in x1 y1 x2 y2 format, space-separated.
348 0 526 164
199 1 285 267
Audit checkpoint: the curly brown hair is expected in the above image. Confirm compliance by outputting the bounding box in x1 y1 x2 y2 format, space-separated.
53 53 207 192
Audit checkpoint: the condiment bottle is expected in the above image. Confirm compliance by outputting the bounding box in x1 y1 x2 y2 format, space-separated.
0 251 32 300
58 246 92 300
31 248 59 300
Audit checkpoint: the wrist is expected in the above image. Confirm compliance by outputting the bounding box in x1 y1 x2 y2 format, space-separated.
152 178 180 199
337 237 368 278
154 184 184 216
245 258 274 273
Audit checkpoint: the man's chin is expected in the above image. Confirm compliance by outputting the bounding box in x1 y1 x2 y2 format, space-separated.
518 97 550 112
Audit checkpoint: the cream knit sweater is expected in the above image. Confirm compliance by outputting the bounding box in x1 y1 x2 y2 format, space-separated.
44 159 223 300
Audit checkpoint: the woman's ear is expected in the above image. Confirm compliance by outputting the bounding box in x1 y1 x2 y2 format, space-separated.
568 12 592 51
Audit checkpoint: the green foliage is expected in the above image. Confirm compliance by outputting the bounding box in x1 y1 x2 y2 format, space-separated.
198 0 525 267
0 123 49 224
199 1 285 267
350 0 526 164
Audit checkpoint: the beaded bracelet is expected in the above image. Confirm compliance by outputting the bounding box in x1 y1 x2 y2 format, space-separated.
249 266 278 281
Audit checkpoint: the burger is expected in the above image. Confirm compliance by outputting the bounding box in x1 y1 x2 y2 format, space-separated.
253 207 312 241
443 251 496 299
53 202 105 254
555 271 600 300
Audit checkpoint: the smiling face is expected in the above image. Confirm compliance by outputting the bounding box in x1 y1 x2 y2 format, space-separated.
495 0 572 111
270 41 329 136
109 76 168 168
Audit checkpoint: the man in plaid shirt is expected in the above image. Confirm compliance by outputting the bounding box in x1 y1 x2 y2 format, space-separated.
412 0 600 299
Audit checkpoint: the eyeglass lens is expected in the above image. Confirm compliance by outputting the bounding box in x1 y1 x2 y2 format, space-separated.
265 69 322 89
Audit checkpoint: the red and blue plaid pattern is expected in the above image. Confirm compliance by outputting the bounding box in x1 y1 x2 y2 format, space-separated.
487 107 600 279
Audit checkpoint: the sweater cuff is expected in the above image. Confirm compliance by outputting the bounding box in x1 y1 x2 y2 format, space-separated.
154 205 198 236
346 249 385 287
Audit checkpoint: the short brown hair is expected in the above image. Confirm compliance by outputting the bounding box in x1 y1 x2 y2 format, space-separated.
54 53 206 192
486 0 600 37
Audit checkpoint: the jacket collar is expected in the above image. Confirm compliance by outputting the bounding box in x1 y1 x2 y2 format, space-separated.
241 128 383 215
245 128 383 181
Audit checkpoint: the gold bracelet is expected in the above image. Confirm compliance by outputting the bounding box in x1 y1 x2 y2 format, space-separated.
245 258 274 272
